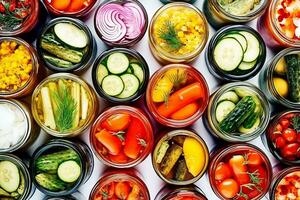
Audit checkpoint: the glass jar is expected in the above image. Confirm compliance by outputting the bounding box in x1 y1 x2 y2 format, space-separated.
204 82 270 142
205 25 266 81
31 73 98 137
89 168 150 200
90 105 153 168
208 143 272 200
149 2 208 63
152 129 209 185
263 110 300 166
146 64 209 128
0 37 41 98
203 0 268 29
36 17 96 73
155 185 207 200
31 139 94 196
269 166 300 200
259 48 300 109
91 48 149 104
94 0 148 47
0 99 39 153
257 0 300 49
0 153 34 200
44 191 85 200
0 0 39 36
42 0 98 18
160 0 197 3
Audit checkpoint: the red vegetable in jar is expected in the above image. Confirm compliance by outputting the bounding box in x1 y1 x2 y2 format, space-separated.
209 144 272 200
266 111 300 164
90 106 153 168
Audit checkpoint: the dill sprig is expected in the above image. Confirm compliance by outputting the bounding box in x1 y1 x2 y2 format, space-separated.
159 21 183 50
0 3 22 31
292 116 300 132
52 83 77 132
167 69 187 89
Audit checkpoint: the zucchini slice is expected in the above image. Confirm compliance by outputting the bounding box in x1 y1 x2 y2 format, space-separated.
218 91 240 103
107 53 129 74
97 64 109 85
239 118 260 134
102 75 124 96
0 161 20 193
224 33 247 52
216 100 236 123
131 63 144 83
240 31 260 62
117 74 140 99
238 60 257 71
57 160 81 183
54 23 88 49
213 37 244 72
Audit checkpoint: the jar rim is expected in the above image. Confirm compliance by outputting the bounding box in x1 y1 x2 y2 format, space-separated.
36 17 95 73
31 73 97 137
208 82 270 142
266 47 300 108
146 64 209 128
94 0 148 47
91 48 149 103
148 2 208 62
0 37 39 97
0 99 31 153
152 129 209 185
90 105 153 168
156 185 207 200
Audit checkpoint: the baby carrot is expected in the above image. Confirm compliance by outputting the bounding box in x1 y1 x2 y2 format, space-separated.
157 82 203 118
170 102 199 120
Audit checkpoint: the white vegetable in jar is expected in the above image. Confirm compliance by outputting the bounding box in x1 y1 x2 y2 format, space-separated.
0 102 27 149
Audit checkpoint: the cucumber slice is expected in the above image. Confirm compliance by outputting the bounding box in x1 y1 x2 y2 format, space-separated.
239 118 260 134
214 37 244 71
218 91 239 103
54 23 88 49
240 31 260 62
0 161 20 193
102 75 124 96
117 74 140 99
238 60 257 71
43 54 73 68
57 160 81 183
234 88 255 98
97 64 109 85
224 33 247 52
131 63 144 83
216 101 236 123
107 53 129 74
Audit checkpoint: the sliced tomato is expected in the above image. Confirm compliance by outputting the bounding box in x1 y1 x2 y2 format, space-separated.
123 117 147 159
95 129 122 156
282 128 297 142
229 155 250 185
101 114 131 132
215 162 233 181
115 181 131 199
218 178 239 199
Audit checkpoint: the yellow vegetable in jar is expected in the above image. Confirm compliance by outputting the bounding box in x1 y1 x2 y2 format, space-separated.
183 137 206 177
273 77 289 97
275 58 287 75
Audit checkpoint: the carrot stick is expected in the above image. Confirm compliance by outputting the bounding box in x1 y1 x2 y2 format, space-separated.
170 101 199 120
157 82 203 117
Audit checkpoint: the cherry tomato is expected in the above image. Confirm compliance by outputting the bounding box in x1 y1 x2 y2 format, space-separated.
115 181 131 199
98 182 115 199
275 136 286 149
285 113 295 119
215 162 233 181
229 155 250 185
275 123 283 132
246 152 262 166
0 3 5 13
101 114 131 132
280 118 290 129
270 130 281 141
281 143 300 158
109 151 128 164
218 178 239 199
95 129 122 156
283 128 297 142
297 134 300 143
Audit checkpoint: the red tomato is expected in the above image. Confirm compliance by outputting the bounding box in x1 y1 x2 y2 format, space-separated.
95 129 122 156
297 134 300 143
218 179 239 199
283 128 297 142
109 151 129 164
246 152 263 166
67 0 85 12
275 123 283 132
101 114 131 132
215 162 233 181
97 182 115 199
280 118 290 129
115 181 131 199
285 113 295 119
123 117 147 159
275 136 286 149
229 155 250 185
281 143 300 158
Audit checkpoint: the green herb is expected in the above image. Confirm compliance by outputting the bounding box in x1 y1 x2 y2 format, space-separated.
292 116 300 132
247 170 263 186
101 191 108 199
167 69 187 89
112 131 126 141
51 83 77 132
159 21 183 50
0 2 23 31
138 138 147 147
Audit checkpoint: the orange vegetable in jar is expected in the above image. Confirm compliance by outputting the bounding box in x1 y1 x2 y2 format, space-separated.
67 0 85 12
52 0 71 10
170 102 199 120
